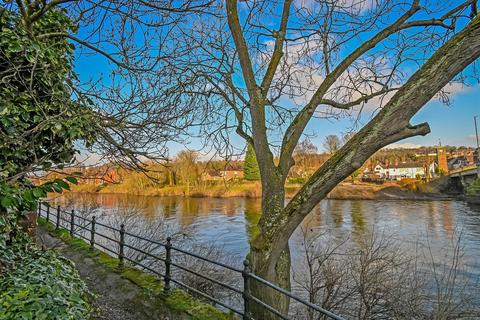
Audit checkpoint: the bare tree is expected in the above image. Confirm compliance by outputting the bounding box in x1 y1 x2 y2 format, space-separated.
293 138 319 177
292 228 352 320
292 228 480 320
322 135 341 154
10 1 480 317
163 1 480 318
6 0 215 171
173 242 241 307
174 150 202 194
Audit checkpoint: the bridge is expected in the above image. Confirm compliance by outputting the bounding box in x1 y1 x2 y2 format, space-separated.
448 164 479 190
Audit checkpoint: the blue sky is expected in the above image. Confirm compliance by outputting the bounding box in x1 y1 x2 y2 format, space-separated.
405 85 480 148
72 1 480 158
162 85 480 157
75 59 480 159
300 85 480 152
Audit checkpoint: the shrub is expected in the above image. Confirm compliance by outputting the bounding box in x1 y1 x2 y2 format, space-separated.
287 177 307 185
0 242 91 320
467 178 480 196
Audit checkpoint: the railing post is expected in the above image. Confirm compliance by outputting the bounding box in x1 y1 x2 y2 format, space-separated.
46 205 50 223
70 209 74 236
242 260 252 320
119 224 125 268
90 216 96 250
164 237 172 293
56 205 61 230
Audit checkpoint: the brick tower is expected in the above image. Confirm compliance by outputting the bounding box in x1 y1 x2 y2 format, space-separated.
437 146 448 174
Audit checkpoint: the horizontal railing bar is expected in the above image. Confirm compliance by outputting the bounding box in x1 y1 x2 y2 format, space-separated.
124 231 165 245
48 213 58 221
170 245 242 273
94 241 118 256
73 222 92 231
37 202 344 320
95 231 119 244
74 231 91 243
94 221 120 232
169 261 242 294
249 274 345 320
169 278 243 316
249 295 290 320
123 256 166 278
72 214 91 222
123 243 166 262
58 215 70 224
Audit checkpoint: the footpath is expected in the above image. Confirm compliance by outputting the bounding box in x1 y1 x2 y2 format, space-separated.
36 224 231 320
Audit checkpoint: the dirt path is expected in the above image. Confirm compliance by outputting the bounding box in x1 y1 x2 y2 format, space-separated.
36 227 172 320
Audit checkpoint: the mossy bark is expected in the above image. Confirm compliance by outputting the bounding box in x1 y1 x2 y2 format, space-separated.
250 246 291 319
247 182 292 319
225 5 480 318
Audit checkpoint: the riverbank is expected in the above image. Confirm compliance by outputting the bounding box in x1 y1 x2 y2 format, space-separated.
68 179 454 201
36 219 233 320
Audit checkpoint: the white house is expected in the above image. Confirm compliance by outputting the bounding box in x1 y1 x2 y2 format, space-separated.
373 164 385 176
368 162 436 180
386 162 425 180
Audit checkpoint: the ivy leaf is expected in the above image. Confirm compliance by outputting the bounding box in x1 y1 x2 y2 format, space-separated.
54 179 70 190
32 188 44 198
65 176 78 184
1 196 14 208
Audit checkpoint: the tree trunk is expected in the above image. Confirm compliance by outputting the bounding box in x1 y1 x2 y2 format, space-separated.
249 245 291 320
248 180 292 319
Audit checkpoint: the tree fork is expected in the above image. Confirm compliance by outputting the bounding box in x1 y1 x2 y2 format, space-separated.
266 14 480 269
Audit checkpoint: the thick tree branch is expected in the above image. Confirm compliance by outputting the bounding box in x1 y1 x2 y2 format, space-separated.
277 0 471 177
29 0 75 23
319 87 399 110
260 0 292 95
278 0 422 176
225 0 258 99
226 0 277 180
263 14 480 271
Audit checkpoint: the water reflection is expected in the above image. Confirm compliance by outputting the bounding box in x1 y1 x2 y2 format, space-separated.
244 199 261 242
350 201 366 235
329 200 344 228
54 193 480 275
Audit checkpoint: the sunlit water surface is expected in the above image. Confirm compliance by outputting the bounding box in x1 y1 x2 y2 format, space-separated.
52 194 480 276
49 193 480 315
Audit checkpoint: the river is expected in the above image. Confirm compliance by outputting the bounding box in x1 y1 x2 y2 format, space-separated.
49 193 480 316
52 193 480 275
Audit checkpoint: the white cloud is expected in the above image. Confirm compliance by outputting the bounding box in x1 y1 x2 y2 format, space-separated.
74 152 105 166
296 0 375 12
385 142 423 149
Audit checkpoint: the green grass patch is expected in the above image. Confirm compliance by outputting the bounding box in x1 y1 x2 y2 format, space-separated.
38 218 235 320
165 289 235 320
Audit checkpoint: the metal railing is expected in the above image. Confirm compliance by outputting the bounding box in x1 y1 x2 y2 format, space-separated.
37 202 345 320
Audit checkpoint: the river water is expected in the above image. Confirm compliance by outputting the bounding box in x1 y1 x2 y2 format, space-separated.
53 193 480 276
50 193 480 316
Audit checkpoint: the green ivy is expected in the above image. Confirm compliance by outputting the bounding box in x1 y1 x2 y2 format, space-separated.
0 6 96 244
0 6 94 319
0 241 91 320
467 178 480 196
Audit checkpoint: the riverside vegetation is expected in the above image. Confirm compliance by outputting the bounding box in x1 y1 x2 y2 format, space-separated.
60 147 449 200
0 6 96 319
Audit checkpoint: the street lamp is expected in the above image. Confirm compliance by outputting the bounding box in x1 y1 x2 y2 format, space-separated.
475 115 480 151
475 116 480 178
